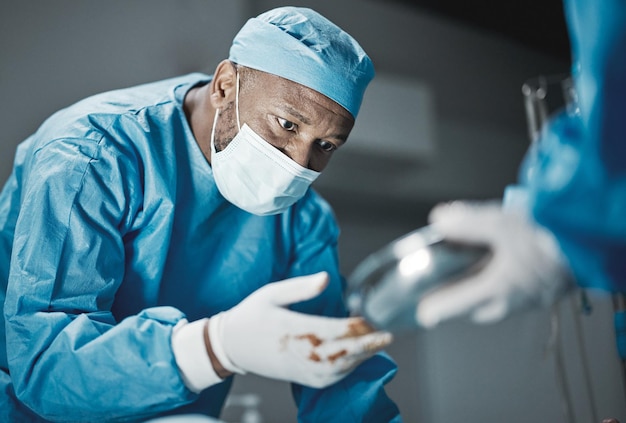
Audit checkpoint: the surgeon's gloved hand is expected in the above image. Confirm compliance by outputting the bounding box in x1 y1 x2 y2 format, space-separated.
416 201 574 328
208 272 393 388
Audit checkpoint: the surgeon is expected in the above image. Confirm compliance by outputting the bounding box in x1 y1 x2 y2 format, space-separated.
0 7 401 422
415 0 626 327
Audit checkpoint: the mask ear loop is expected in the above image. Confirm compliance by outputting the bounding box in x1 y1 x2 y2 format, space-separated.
235 70 241 131
210 107 220 154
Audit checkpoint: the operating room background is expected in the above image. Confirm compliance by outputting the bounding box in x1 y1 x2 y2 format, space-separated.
1 1 624 422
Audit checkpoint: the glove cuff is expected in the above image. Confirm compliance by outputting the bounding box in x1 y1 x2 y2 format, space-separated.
208 313 246 375
171 318 223 392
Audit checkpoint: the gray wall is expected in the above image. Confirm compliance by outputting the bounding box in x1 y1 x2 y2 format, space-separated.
1 1 624 422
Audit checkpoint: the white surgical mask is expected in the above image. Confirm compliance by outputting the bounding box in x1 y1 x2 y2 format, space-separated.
210 72 320 216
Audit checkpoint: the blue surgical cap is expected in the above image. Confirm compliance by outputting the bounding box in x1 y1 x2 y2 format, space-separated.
228 6 374 118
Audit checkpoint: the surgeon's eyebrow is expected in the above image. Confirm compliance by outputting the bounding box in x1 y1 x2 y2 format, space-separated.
278 104 312 125
328 132 349 144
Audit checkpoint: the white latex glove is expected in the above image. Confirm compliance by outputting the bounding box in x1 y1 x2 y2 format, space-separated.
416 201 574 328
208 272 393 388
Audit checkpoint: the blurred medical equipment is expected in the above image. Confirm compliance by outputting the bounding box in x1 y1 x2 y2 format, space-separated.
522 74 604 423
525 75 626 400
346 225 491 331
522 74 578 145
524 73 582 423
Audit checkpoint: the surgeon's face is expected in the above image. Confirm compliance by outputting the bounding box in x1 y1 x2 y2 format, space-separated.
214 64 355 172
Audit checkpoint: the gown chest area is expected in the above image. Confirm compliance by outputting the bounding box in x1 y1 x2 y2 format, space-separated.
113 201 294 322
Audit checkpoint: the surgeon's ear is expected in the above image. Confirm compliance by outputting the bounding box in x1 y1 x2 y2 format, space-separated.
209 60 238 108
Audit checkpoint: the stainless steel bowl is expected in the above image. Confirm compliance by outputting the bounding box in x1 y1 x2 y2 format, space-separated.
346 225 491 332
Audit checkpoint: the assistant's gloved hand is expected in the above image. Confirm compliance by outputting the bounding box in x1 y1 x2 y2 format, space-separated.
416 201 574 328
207 272 393 388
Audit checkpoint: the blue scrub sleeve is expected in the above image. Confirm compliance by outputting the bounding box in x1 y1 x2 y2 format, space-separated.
3 138 196 421
284 196 402 422
520 0 626 292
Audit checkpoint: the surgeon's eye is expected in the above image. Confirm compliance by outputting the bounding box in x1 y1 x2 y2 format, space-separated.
316 140 337 153
277 117 297 132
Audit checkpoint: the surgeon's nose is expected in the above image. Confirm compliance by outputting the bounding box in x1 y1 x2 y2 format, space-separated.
282 142 313 169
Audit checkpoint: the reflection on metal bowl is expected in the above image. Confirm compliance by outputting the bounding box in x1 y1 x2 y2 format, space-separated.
346 225 491 332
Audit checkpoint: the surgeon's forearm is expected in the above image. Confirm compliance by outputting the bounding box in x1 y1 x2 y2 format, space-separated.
7 308 195 420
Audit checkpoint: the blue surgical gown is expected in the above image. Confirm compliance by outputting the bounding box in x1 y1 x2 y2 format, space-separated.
518 0 626 293
0 74 401 422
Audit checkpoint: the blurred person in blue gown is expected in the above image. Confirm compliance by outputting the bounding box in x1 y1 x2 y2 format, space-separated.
415 1 624 421
417 0 626 340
